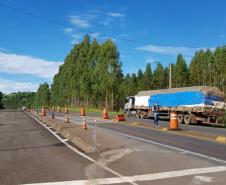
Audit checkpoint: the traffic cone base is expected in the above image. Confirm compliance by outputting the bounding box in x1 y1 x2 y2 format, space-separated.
103 108 109 119
82 117 87 130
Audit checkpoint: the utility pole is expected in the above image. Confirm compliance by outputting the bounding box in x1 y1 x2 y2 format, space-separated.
169 64 172 89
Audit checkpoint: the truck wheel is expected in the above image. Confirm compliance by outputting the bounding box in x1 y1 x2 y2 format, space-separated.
184 114 191 125
136 113 140 118
125 110 130 117
178 114 184 124
141 113 145 119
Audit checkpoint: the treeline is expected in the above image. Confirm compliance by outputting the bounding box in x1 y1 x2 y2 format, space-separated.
124 48 226 96
1 92 35 109
0 92 3 109
33 34 226 110
50 34 123 110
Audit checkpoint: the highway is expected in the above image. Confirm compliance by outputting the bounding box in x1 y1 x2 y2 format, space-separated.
1 110 226 185
52 111 226 161
64 111 226 136
126 116 226 136
0 110 112 185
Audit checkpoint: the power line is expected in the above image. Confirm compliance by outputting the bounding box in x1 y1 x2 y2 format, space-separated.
0 2 208 49
0 2 153 45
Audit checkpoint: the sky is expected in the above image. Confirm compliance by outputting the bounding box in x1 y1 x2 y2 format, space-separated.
0 0 226 93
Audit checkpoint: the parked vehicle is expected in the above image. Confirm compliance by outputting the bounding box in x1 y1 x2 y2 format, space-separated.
124 86 226 125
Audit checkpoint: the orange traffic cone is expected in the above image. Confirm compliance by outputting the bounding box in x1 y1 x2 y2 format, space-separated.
82 116 87 130
64 107 69 114
41 108 46 116
103 108 109 119
80 107 86 116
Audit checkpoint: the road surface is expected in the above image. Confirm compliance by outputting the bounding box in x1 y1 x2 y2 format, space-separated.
1 110 226 185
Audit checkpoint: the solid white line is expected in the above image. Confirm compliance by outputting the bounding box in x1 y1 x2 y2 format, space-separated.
25 112 138 185
23 165 226 185
55 115 226 165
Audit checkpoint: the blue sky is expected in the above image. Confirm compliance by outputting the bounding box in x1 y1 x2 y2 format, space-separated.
0 0 226 93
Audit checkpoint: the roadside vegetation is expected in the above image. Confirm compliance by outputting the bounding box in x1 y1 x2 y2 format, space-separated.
1 34 226 112
2 92 35 109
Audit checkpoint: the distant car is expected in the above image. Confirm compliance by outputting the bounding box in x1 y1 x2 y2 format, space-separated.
22 107 27 110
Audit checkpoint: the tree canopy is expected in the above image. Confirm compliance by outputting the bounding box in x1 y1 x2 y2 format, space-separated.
33 83 50 108
3 34 225 110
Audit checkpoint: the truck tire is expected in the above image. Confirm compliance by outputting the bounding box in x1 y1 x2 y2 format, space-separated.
177 114 184 124
184 114 191 125
125 110 130 117
140 112 145 119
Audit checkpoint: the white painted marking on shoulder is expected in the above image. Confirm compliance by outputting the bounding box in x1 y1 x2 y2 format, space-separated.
194 175 213 182
23 166 226 185
25 112 137 185
56 115 226 165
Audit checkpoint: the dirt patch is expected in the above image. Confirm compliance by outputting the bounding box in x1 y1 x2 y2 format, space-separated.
31 113 94 153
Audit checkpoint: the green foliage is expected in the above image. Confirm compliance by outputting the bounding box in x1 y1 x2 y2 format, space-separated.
33 83 50 108
51 35 123 110
0 92 4 109
2 92 35 109
143 63 153 90
173 54 189 87
33 34 226 111
189 47 226 93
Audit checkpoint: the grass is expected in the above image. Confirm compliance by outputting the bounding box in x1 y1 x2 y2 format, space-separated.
68 106 124 117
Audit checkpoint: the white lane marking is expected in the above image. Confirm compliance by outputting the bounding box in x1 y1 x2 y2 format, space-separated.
23 166 226 185
55 115 226 165
25 112 138 185
194 175 213 182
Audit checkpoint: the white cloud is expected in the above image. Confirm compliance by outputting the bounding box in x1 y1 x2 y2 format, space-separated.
107 12 125 18
101 17 114 26
0 52 62 79
90 32 100 39
64 27 73 33
102 12 126 27
70 33 84 44
69 15 90 28
145 57 157 64
136 44 215 56
0 78 39 94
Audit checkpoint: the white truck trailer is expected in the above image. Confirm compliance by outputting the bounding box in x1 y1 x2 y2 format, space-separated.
124 86 226 125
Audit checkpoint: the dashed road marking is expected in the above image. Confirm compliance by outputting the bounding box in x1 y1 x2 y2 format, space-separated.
25 112 138 185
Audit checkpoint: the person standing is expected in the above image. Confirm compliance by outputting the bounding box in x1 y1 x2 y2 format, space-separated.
152 102 159 127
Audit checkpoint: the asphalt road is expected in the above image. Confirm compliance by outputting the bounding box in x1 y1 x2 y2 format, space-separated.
51 111 226 161
1 110 226 185
125 116 226 136
58 111 226 137
0 110 113 185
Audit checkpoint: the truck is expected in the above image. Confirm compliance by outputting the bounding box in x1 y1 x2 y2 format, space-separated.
124 86 226 125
